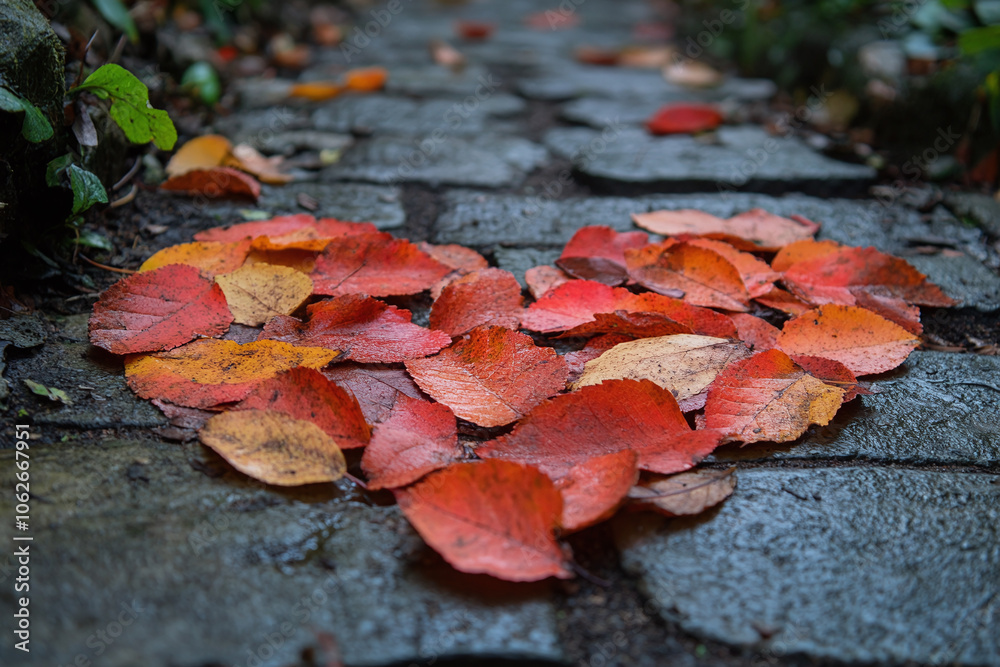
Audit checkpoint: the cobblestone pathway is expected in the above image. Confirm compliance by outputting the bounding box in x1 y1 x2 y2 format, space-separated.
1 1 998 666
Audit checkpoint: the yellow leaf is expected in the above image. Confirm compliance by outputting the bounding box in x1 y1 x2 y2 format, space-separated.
215 263 313 326
165 134 233 178
140 240 251 277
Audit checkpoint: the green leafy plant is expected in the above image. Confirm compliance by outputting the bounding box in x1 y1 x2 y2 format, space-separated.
0 87 54 143
73 64 177 150
91 0 139 43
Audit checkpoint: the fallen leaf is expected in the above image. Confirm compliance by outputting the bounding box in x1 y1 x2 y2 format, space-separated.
702 348 845 443
344 67 388 92
23 379 72 405
776 305 920 375
215 263 312 326
289 81 344 101
227 144 294 185
260 294 451 362
687 238 780 297
139 240 252 277
663 59 723 87
322 363 425 423
89 264 233 354
556 226 648 285
790 354 869 402
629 467 736 517
310 233 451 297
572 334 752 411
525 10 579 30
625 242 751 311
160 167 261 200
781 246 956 307
234 367 370 448
525 265 573 299
632 208 818 249
558 310 692 339
454 20 496 40
574 46 620 66
418 242 489 273
429 268 524 336
730 313 780 352
126 338 338 408
429 39 466 71
770 238 842 272
405 326 568 427
646 103 723 135
361 394 463 489
850 289 923 335
195 214 377 245
479 378 723 476
200 410 346 486
564 333 633 383
752 285 811 315
395 460 572 581
165 134 232 178
557 450 639 532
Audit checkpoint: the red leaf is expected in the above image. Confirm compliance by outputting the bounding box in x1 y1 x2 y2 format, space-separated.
564 334 633 384
625 242 751 311
361 394 463 489
730 313 780 352
418 242 489 273
558 310 692 339
702 349 846 444
849 289 923 335
404 326 569 427
311 233 451 297
790 354 869 402
395 460 572 581
260 295 451 363
195 215 377 245
429 268 524 336
752 285 812 315
455 19 496 40
776 305 920 375
781 246 956 307
160 167 261 200
687 238 780 297
525 265 573 299
521 279 736 336
478 378 723 476
632 208 818 250
322 363 425 423
646 103 723 135
770 239 842 272
556 450 639 532
556 226 649 285
234 367 370 449
89 265 233 355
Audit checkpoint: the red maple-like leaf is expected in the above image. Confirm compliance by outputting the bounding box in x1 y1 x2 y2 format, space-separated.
395 460 572 581
632 208 819 250
405 326 568 427
322 363 426 423
361 394 464 489
555 226 649 285
194 215 377 245
234 367 370 449
556 450 639 532
625 242 751 311
311 233 451 297
160 166 261 200
646 104 723 135
429 268 524 336
260 295 452 363
89 264 233 355
729 313 780 352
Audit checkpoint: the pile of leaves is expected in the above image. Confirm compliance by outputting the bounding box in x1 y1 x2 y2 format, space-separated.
88 207 954 581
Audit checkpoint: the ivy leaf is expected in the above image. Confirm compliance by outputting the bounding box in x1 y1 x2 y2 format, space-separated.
67 165 109 215
78 64 177 150
46 154 74 187
24 379 73 405
0 86 54 143
91 0 139 43
74 229 114 251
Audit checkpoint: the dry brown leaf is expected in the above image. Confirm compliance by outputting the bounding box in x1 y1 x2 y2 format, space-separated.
629 467 736 517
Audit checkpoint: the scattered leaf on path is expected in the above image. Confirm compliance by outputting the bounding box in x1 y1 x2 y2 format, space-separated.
139 240 251 277
322 363 425 423
629 467 736 517
646 103 723 135
626 242 751 311
525 265 573 299
160 166 261 200
23 379 72 405
395 460 572 581
556 226 648 285
632 208 818 249
430 268 524 336
215 263 312 326
165 134 232 178
311 233 451 297
729 313 780 352
200 409 346 486
558 450 639 532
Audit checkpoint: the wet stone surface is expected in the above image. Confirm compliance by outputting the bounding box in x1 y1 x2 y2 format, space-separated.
615 466 1000 665
544 126 877 196
0 440 564 667
711 351 1000 467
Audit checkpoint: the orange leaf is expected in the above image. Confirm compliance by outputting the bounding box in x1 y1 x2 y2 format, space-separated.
404 326 568 427
752 285 811 315
790 354 869 402
322 363 426 424
126 339 338 408
625 242 751 311
361 394 463 489
479 378 722 476
632 208 818 249
556 226 648 285
687 238 780 297
418 242 489 273
234 367 370 449
557 450 639 532
195 214 377 245
395 460 572 581
89 265 233 355
165 134 233 178
557 310 692 339
139 240 252 277
776 305 920 375
781 246 956 307
850 289 923 335
289 81 344 101
199 410 346 486
227 144 294 185
310 233 451 297
702 348 845 444
344 67 388 92
646 103 723 135
429 268 524 336
730 313 780 352
261 294 451 362
770 239 842 272
160 167 261 200
215 263 313 326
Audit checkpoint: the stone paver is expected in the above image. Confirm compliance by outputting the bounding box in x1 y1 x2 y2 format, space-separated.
0 439 563 667
562 91 777 127
311 94 525 137
712 351 1000 466
615 466 1000 665
545 126 877 196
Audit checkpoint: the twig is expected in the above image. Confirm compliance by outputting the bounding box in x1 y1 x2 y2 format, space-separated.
73 31 100 89
113 158 142 191
109 184 137 208
79 255 136 274
343 472 369 490
109 34 127 65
